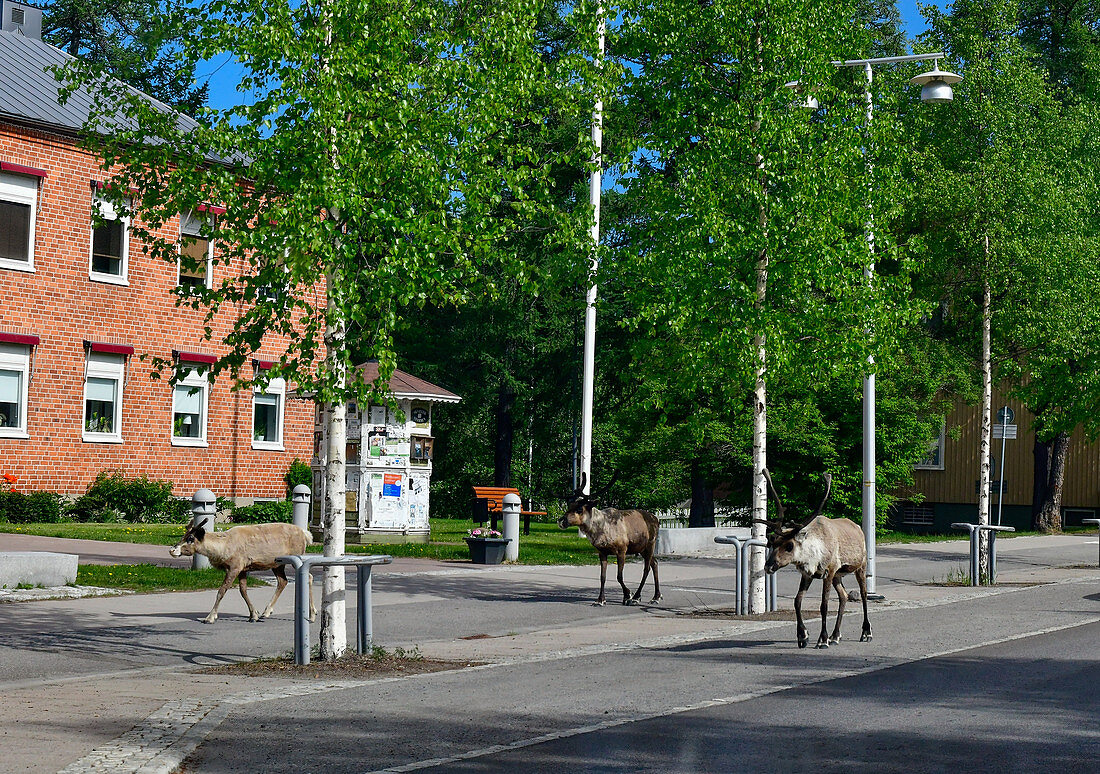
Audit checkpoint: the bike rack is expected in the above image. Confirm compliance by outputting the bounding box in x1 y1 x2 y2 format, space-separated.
1083 519 1100 567
276 554 393 665
713 535 776 614
949 524 1015 585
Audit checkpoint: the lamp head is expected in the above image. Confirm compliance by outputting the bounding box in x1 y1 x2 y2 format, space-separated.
910 62 962 103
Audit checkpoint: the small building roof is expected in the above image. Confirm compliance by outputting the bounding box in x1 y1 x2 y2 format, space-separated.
355 361 461 404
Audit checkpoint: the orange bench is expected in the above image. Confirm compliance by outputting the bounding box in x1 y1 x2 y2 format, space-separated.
472 486 547 535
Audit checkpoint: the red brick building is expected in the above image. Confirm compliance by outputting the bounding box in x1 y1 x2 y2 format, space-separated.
0 2 313 503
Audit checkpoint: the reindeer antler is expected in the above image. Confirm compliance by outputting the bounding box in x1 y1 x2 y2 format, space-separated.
761 468 786 523
810 472 833 519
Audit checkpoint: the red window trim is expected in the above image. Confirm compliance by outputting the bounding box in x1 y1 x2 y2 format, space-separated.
1 161 48 178
174 350 217 366
196 203 227 216
85 340 135 356
0 332 40 346
252 358 275 370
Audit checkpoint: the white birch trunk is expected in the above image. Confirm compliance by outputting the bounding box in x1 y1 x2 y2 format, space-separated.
977 235 993 581
320 268 347 661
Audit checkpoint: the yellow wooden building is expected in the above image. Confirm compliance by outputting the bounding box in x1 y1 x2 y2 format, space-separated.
891 387 1100 531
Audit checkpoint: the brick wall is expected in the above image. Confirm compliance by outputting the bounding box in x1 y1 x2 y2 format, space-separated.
1 121 317 502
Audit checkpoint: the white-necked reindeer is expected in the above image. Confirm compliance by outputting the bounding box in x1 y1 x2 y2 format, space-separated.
757 468 872 649
559 473 662 606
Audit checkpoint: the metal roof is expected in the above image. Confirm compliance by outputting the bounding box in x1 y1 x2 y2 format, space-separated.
0 25 200 139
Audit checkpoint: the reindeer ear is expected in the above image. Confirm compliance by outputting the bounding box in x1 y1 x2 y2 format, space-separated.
192 525 206 542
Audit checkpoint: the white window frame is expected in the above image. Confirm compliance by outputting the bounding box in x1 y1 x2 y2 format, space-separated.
89 194 130 285
0 343 31 438
915 423 946 471
82 352 125 443
251 376 285 451
178 210 213 289
0 172 38 273
171 368 210 447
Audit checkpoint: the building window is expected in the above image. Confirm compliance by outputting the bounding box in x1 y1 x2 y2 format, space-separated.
411 436 434 462
0 343 30 437
0 172 38 272
178 211 212 289
172 369 209 446
252 377 285 450
83 352 125 442
90 194 129 282
915 423 946 471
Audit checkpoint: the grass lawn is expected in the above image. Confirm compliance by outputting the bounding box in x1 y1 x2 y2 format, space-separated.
76 563 268 592
0 518 600 565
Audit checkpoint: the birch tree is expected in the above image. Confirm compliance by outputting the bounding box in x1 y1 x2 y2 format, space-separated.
63 0 597 658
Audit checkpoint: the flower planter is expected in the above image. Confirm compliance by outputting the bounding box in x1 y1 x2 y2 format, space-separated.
465 537 511 565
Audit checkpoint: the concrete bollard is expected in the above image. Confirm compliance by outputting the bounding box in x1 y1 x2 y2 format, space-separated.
190 489 216 570
502 493 520 562
292 484 311 531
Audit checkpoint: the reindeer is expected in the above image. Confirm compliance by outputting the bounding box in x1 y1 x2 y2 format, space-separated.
169 521 315 624
559 473 661 606
756 469 872 649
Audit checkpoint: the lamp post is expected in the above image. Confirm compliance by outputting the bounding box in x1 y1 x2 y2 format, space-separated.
579 9 606 497
828 53 961 597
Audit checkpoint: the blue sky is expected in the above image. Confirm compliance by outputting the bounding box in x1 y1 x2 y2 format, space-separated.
195 2 949 113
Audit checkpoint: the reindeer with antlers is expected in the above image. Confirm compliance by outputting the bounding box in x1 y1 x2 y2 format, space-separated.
756 468 872 649
559 472 662 606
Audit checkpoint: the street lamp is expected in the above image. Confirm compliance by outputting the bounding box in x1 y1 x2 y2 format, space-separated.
828 53 960 597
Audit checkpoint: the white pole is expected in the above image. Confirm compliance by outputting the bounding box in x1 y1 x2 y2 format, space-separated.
861 62 878 595
580 10 605 496
997 410 1008 526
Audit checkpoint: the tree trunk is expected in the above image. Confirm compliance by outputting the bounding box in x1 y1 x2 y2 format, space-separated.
977 236 992 581
1035 432 1069 533
320 274 347 661
688 459 715 528
1032 434 1051 529
494 384 514 487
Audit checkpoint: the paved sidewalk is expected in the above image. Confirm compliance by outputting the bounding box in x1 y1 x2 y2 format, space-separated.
1 530 1098 773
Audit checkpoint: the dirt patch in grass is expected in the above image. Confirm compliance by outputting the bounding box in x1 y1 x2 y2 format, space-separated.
199 649 481 679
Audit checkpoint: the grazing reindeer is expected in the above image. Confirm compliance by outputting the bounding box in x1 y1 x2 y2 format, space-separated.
559 473 662 606
756 469 872 649
170 521 315 624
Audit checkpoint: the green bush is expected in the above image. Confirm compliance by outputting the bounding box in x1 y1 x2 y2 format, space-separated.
69 471 190 524
284 458 313 497
227 500 293 524
0 490 65 523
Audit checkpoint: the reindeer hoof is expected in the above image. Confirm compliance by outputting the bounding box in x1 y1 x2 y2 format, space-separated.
650 595 662 604
829 636 841 645
592 599 606 607
798 639 808 649
860 632 872 642
624 598 638 606
201 617 216 625
815 640 830 649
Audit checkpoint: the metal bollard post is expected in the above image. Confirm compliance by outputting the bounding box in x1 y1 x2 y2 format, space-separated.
1083 519 1100 568
714 535 775 614
502 493 520 562
190 489 216 570
292 484 311 531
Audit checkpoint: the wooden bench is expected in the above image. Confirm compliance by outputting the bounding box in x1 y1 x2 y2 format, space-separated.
472 486 547 535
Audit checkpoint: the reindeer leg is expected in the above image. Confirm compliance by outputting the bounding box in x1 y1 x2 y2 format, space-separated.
260 565 288 620
616 549 633 605
815 572 833 648
238 571 260 622
793 573 812 648
203 567 238 624
829 574 848 645
593 552 609 606
649 555 662 604
632 548 653 603
856 567 873 642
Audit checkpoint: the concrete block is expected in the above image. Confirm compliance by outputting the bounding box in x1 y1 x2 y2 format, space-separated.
0 552 78 588
656 527 750 557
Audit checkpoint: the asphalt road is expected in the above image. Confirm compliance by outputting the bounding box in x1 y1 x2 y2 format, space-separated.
3 532 1099 773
